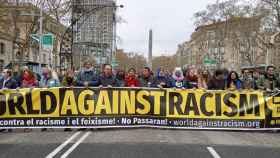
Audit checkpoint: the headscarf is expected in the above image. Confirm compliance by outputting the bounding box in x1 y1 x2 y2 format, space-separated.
172 67 184 81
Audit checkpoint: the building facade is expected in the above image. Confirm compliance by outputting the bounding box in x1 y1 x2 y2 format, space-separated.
176 17 277 71
72 0 117 69
0 2 67 72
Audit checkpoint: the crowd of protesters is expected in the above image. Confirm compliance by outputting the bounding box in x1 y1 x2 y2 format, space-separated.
1 62 280 132
1 62 280 91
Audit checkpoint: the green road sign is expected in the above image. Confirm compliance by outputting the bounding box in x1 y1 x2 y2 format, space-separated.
111 58 119 67
42 34 53 50
204 58 217 65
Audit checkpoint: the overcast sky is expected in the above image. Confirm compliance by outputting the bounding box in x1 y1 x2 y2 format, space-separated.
116 0 214 56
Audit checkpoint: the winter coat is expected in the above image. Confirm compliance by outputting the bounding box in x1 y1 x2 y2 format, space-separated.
153 76 171 88
125 76 140 87
0 78 18 89
227 79 242 90
76 70 99 87
258 74 280 91
99 74 118 87
207 78 226 90
40 77 60 88
241 77 255 89
138 75 154 87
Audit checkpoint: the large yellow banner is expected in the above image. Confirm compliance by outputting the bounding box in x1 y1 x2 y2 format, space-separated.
0 87 278 129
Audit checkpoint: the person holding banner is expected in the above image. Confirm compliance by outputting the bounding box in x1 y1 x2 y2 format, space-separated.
171 67 185 89
252 69 263 90
138 67 154 87
0 69 18 90
241 68 255 90
116 70 126 87
20 68 39 132
40 68 60 88
153 67 171 89
184 68 198 89
21 69 39 88
62 69 76 88
226 71 242 90
207 69 226 90
197 69 210 89
76 61 99 87
0 69 18 132
62 69 76 132
99 64 117 87
125 68 140 87
40 67 60 132
259 66 280 91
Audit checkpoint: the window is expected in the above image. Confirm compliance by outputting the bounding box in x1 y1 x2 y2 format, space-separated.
0 60 3 71
0 43 5 54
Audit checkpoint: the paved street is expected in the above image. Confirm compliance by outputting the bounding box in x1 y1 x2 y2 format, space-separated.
0 129 279 158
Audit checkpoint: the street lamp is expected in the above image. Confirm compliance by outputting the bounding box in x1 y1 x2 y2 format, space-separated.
59 4 124 72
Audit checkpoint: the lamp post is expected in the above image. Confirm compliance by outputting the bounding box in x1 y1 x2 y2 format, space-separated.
59 4 124 72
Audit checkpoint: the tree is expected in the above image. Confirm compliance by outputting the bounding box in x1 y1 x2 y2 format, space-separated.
44 0 71 24
193 0 272 67
152 55 179 72
229 17 270 66
115 50 147 72
259 0 280 30
193 0 258 27
0 0 72 68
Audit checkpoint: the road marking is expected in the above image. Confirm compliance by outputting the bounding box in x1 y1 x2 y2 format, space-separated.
60 131 91 158
207 147 221 158
45 132 81 158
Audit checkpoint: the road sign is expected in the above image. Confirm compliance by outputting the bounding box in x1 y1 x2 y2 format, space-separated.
204 58 217 66
42 34 53 50
111 58 119 67
30 34 40 42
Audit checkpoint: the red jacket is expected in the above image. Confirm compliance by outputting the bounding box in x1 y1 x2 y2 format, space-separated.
125 76 140 87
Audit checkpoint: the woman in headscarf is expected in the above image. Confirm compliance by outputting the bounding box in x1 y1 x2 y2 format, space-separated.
171 67 185 89
152 67 171 89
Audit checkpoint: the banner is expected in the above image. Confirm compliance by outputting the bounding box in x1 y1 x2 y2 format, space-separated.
0 87 279 130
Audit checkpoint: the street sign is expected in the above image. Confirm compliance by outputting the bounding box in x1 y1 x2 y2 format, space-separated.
30 34 40 42
42 34 54 50
111 58 119 67
204 58 217 66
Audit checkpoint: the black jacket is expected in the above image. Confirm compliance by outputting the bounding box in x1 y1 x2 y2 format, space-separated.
152 76 171 88
0 78 18 89
207 78 226 90
99 74 118 87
